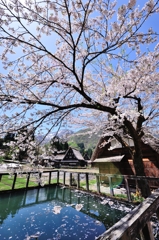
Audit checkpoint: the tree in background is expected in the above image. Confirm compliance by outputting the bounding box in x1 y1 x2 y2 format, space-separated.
77 142 85 155
0 0 159 197
51 136 69 151
85 148 92 159
4 126 37 162
17 127 27 161
4 133 15 142
3 132 16 159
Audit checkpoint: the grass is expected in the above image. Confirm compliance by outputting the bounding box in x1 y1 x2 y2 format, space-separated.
0 174 59 191
0 175 38 191
108 193 144 203
50 179 58 184
80 179 97 187
44 178 58 184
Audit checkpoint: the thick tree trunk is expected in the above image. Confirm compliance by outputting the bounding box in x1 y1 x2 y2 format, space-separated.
132 145 151 198
123 117 151 198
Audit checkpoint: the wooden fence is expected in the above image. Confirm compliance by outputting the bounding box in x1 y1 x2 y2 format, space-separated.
0 169 58 190
1 169 159 202
1 169 159 239
96 189 159 240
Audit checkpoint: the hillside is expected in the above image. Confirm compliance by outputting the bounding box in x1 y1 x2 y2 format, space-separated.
67 129 100 157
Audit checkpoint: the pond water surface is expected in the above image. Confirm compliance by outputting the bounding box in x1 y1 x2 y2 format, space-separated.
0 186 132 240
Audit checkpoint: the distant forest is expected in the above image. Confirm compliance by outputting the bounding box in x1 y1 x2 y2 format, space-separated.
67 129 100 158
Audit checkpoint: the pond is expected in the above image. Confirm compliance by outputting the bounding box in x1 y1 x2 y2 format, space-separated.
0 186 133 240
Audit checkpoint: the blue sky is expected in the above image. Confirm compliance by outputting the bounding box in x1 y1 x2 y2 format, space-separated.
0 0 158 72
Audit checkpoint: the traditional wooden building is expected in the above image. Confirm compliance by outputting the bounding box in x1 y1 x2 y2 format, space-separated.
53 150 66 167
60 147 86 167
49 147 86 167
91 137 159 186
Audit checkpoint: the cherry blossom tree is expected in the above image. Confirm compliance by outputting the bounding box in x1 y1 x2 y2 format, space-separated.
0 0 159 197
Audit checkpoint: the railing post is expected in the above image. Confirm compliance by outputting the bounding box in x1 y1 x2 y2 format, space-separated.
62 187 65 200
57 171 59 184
63 172 66 185
108 176 114 196
23 190 27 206
12 173 17 190
26 172 30 188
48 171 51 184
141 221 155 240
96 174 100 193
124 176 132 202
36 188 40 202
85 173 89 191
0 174 2 182
38 172 42 187
77 173 80 189
69 172 72 187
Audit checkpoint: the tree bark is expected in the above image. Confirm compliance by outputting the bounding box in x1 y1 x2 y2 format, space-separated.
123 118 151 198
132 143 151 198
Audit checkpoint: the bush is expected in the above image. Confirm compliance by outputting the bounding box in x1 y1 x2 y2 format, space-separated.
0 156 4 163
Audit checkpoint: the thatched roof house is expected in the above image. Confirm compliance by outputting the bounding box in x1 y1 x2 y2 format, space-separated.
61 147 86 167
91 136 159 182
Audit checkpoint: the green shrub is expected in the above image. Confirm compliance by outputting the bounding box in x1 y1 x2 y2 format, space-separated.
0 156 4 163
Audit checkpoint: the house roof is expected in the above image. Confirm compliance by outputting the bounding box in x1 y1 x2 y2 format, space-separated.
94 155 125 163
54 154 65 160
52 147 85 161
91 135 159 162
71 148 84 160
142 135 159 154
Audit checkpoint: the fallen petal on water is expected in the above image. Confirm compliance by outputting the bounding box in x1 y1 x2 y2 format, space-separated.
53 206 62 214
75 204 83 211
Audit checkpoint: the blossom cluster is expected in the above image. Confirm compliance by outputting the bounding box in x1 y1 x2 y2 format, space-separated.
0 0 158 161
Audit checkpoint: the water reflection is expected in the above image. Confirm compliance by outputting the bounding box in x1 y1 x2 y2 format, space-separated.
0 186 131 239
